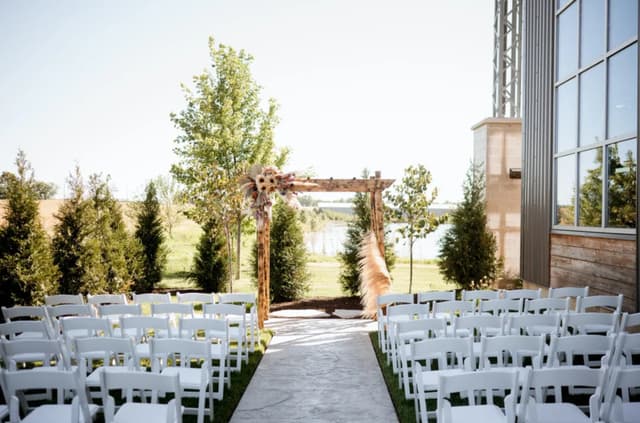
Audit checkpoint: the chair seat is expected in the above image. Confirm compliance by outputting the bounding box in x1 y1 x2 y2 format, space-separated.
449 404 507 423
210 343 226 359
418 368 465 390
115 403 181 423
21 403 99 423
613 402 640 423
86 367 139 387
526 402 590 423
161 367 206 390
528 325 557 336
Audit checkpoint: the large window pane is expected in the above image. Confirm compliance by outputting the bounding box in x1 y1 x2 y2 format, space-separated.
608 139 637 227
557 79 578 152
557 4 578 80
609 0 638 49
556 155 577 225
608 45 638 138
581 0 605 66
558 0 573 9
579 148 603 226
579 63 605 146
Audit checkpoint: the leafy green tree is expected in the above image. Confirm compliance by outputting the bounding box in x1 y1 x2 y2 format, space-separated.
385 164 445 293
52 166 101 294
133 182 167 293
579 149 603 227
338 170 396 296
438 163 500 290
608 145 637 227
153 174 181 238
171 37 288 292
190 219 229 293
0 171 57 199
0 151 59 306
251 200 309 302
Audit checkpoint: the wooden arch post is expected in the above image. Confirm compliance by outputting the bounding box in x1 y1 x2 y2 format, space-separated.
255 171 394 329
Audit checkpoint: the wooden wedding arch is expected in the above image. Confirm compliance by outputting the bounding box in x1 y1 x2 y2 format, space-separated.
255 171 394 328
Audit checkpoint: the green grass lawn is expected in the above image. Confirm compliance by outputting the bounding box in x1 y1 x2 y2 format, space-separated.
160 214 454 295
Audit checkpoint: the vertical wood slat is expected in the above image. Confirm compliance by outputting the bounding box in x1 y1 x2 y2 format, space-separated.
521 0 554 286
257 219 270 329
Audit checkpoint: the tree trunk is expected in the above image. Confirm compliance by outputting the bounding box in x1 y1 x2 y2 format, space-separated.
235 217 242 280
257 219 270 329
223 222 233 293
409 238 414 294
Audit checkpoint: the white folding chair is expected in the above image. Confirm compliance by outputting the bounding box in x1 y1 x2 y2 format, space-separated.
547 334 615 368
432 300 475 321
218 293 259 352
548 286 589 299
507 313 561 337
376 293 413 353
96 304 142 337
1 306 51 330
560 312 620 336
47 305 95 337
436 370 518 423
478 335 546 370
0 321 52 342
60 317 112 362
610 332 640 367
417 291 456 309
151 303 194 338
479 299 523 316
151 338 216 423
178 317 229 390
519 366 603 423
176 293 215 307
1 338 70 371
386 303 430 366
461 290 500 302
576 294 623 314
395 318 447 399
412 337 474 422
452 314 504 345
600 366 640 423
1 367 98 423
203 304 246 371
524 297 570 315
118 316 171 366
99 369 182 423
620 312 640 332
501 288 542 301
44 294 85 306
132 293 171 305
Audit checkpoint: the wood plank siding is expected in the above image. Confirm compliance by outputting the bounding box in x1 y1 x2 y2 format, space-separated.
550 234 636 312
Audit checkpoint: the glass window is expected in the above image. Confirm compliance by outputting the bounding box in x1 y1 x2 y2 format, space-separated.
556 155 577 225
578 148 603 226
608 45 638 139
608 139 637 227
609 0 638 49
558 4 578 80
557 79 578 152
581 0 605 66
558 0 573 9
579 63 605 146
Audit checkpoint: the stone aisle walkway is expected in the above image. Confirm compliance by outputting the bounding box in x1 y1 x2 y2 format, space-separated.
229 317 398 423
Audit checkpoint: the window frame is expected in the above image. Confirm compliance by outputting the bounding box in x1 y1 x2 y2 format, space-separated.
552 0 638 235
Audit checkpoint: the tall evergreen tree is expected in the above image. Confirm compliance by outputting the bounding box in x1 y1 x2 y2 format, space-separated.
133 182 167 292
0 151 59 306
190 219 229 293
252 200 309 302
338 170 395 296
438 163 500 290
52 166 99 294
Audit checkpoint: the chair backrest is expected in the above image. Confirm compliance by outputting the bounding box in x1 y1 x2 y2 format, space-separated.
416 290 456 304
386 303 430 322
507 313 561 336
47 304 95 320
610 332 640 367
176 292 216 305
119 316 171 342
547 334 615 367
479 334 546 369
376 293 413 321
433 300 475 317
150 338 211 371
411 336 474 370
437 370 519 422
151 303 194 318
203 303 245 320
0 320 52 340
560 311 619 336
453 314 504 339
74 336 138 370
524 297 570 314
97 303 142 318
1 338 70 370
1 367 91 422
502 288 542 300
132 292 171 304
86 293 128 305
61 316 112 337
548 286 589 299
523 366 603 404
395 318 448 342
576 294 623 313
601 366 640 420
218 292 257 306
479 298 524 315
461 289 500 301
44 294 84 306
620 312 640 332
178 317 228 342
1 305 48 322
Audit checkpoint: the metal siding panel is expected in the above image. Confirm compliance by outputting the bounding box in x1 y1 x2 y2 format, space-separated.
521 0 553 286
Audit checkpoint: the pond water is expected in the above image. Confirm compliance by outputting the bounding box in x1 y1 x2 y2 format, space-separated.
304 222 451 259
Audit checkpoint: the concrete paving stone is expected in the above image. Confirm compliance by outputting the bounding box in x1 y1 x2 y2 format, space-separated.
230 317 397 423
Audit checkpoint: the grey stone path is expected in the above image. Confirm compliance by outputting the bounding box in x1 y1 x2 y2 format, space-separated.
229 317 398 423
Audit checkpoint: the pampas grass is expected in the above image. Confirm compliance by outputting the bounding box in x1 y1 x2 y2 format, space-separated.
358 231 391 318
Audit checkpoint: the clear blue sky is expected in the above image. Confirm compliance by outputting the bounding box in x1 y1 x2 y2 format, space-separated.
0 0 493 202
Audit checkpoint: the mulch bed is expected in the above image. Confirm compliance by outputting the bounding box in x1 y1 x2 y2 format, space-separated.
270 296 362 315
